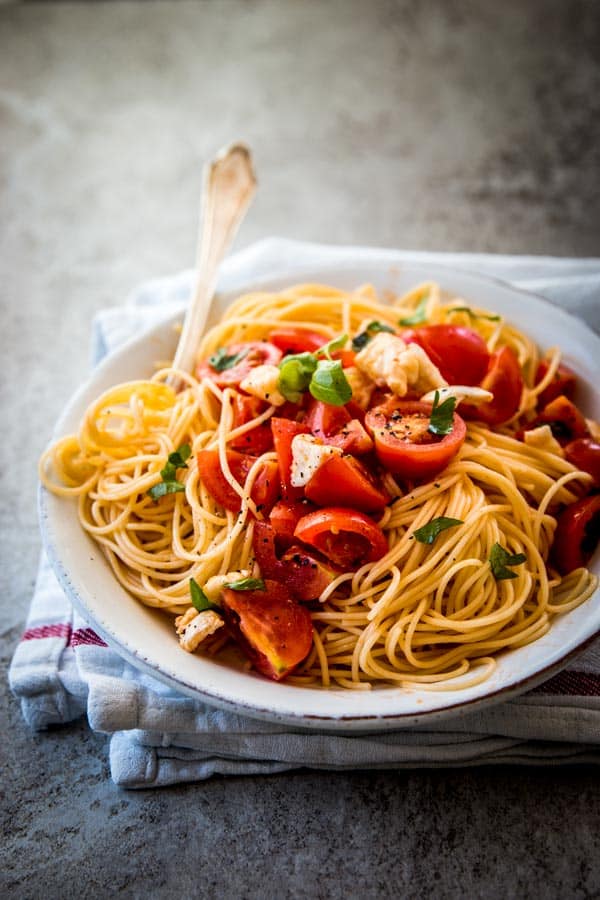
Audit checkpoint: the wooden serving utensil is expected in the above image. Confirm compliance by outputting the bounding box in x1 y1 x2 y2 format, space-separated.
170 143 257 384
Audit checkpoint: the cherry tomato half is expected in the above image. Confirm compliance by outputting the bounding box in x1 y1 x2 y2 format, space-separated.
304 454 389 513
196 449 280 513
551 493 600 575
461 346 523 426
269 499 318 548
400 324 490 386
533 395 589 445
294 507 389 569
196 341 282 388
228 394 274 455
269 327 328 355
565 439 600 485
365 399 466 481
271 417 310 500
221 578 313 681
535 360 577 409
253 521 337 601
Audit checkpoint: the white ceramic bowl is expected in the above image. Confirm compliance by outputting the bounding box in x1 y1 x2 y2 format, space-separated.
40 260 600 730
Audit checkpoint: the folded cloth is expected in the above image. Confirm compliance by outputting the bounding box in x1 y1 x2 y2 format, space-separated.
9 238 600 788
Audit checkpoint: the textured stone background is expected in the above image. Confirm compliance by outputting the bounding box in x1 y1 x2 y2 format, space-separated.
1 1 599 897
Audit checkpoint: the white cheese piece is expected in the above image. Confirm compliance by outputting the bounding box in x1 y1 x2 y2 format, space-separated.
175 608 224 653
240 364 286 406
523 424 564 457
419 385 493 407
290 434 343 488
354 332 447 397
203 570 250 603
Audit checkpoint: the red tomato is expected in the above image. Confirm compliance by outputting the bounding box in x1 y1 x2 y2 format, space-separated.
535 360 577 409
220 579 313 681
551 493 600 575
332 349 357 368
196 449 280 513
304 398 351 438
304 455 389 513
565 439 600 485
271 417 310 500
228 394 274 455
325 419 374 455
461 346 523 426
196 341 282 388
269 327 328 355
400 325 490 386
253 521 337 601
270 499 318 547
533 395 589 445
365 399 466 481
294 507 389 569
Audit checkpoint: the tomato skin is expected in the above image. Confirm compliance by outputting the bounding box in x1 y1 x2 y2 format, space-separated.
535 360 577 409
533 395 589 445
220 579 313 681
270 499 318 547
565 439 600 485
365 399 466 481
271 417 310 500
228 394 274 455
294 507 389 569
551 494 600 575
461 346 523 426
304 455 389 513
196 450 280 513
269 327 328 355
253 521 337 601
304 398 351 438
332 349 357 368
401 325 490 386
325 419 374 455
196 341 282 388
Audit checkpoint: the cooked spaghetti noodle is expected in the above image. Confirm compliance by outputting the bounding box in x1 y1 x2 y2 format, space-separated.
40 282 598 689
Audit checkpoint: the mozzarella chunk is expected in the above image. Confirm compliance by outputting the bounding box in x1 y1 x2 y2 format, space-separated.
344 366 375 409
175 608 224 653
203 570 250 603
290 434 343 487
354 333 447 397
240 364 286 406
420 385 493 407
523 425 564 457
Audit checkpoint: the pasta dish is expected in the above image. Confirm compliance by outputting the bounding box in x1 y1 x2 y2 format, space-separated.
40 282 600 690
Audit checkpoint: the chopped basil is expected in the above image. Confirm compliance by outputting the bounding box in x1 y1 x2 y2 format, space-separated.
309 359 353 406
399 294 429 326
428 391 456 436
489 543 527 580
278 353 318 402
315 333 348 360
351 321 395 351
148 443 191 501
449 306 501 322
413 517 463 545
226 576 266 591
208 346 248 372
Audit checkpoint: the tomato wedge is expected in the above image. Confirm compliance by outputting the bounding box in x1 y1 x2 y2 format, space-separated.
304 454 389 513
325 419 374 455
294 507 389 569
271 417 310 500
535 360 577 409
461 346 523 426
533 395 589 445
269 499 318 547
196 449 280 513
400 324 490 386
269 327 328 355
365 399 466 481
305 398 351 438
228 394 274 455
551 494 600 575
196 341 282 388
565 439 600 485
221 579 313 681
253 521 337 601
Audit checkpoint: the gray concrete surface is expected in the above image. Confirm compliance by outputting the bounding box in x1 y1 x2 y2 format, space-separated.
1 1 599 897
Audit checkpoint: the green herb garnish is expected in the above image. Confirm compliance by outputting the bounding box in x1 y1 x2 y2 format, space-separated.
399 294 429 326
315 333 348 359
489 543 527 580
428 391 456 436
208 346 249 372
309 359 353 406
413 517 463 545
190 577 219 612
277 337 352 406
278 353 318 402
351 321 395 351
226 576 266 591
448 306 501 322
148 443 191 501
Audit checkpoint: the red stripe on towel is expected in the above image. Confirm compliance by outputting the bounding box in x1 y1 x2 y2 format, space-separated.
22 623 72 642
69 627 107 648
532 670 600 696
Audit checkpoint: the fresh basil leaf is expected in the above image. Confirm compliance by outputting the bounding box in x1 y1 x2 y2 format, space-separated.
413 517 463 545
278 354 317 402
148 480 186 500
489 543 527 580
160 444 192 481
449 306 501 322
309 359 353 406
351 321 395 351
315 333 348 360
226 576 266 591
208 346 248 372
428 391 456 436
189 577 211 612
399 295 429 326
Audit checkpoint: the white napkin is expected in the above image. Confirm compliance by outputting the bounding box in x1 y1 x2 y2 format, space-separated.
10 239 600 788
